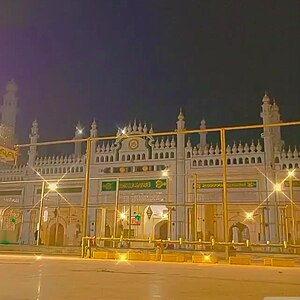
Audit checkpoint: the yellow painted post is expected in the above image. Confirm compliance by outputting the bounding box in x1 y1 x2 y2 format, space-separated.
82 138 92 257
167 175 172 239
194 174 198 241
37 180 45 246
113 178 120 247
220 128 229 261
289 176 296 247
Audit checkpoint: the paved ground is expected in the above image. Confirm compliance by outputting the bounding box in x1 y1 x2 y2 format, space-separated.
0 254 299 300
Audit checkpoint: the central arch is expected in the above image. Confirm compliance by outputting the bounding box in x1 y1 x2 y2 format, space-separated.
154 220 168 240
49 223 64 246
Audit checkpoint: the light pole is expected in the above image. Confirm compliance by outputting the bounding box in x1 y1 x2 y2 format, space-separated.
273 182 281 243
194 174 198 241
113 177 120 247
288 170 296 246
36 181 45 246
82 138 92 239
37 181 57 246
220 128 229 260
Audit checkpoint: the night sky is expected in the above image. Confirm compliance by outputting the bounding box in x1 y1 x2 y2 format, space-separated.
0 1 299 146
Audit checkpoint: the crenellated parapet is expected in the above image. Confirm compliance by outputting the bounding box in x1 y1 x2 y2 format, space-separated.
275 145 300 170
0 164 26 182
95 142 115 163
151 136 176 160
33 154 85 175
189 140 265 168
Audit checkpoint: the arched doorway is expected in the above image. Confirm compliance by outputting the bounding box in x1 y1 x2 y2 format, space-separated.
49 223 64 246
0 208 22 244
229 222 250 243
154 220 168 239
104 223 112 247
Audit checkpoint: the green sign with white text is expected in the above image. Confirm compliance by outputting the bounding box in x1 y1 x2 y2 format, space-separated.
102 179 167 191
195 181 257 189
284 181 300 188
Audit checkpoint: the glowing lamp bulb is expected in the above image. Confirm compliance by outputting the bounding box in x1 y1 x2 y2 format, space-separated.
48 182 58 191
120 212 126 220
274 183 282 192
245 212 254 220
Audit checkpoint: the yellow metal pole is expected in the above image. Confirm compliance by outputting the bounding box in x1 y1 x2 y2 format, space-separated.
220 128 229 261
113 177 120 247
82 138 92 254
289 176 296 246
167 175 172 239
37 180 45 246
194 174 198 241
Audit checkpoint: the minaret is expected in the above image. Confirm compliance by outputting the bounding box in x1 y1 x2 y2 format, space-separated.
199 119 207 148
74 122 84 157
260 92 279 243
260 92 274 167
27 120 39 167
0 80 19 147
175 108 186 239
270 99 283 151
90 119 98 154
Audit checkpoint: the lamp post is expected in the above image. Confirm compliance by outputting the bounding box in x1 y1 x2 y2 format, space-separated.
113 177 120 247
288 170 296 246
36 181 46 246
273 181 281 243
194 174 198 241
220 128 229 260
37 181 58 246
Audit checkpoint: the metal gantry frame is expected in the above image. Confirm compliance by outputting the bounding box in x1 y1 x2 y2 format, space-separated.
7 119 300 259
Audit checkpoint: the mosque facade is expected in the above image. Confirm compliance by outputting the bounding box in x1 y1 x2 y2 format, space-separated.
0 80 299 247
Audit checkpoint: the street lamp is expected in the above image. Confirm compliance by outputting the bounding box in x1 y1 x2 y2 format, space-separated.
245 211 254 221
274 183 282 192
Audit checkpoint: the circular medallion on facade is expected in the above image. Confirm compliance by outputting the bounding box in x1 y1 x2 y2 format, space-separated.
129 139 139 150
120 167 126 173
142 165 148 172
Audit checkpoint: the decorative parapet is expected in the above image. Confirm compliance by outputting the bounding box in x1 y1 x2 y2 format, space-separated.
275 146 300 170
189 140 264 168
32 154 85 176
152 136 176 160
0 164 26 182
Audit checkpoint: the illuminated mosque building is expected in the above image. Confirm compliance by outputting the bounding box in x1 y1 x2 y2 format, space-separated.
0 80 299 246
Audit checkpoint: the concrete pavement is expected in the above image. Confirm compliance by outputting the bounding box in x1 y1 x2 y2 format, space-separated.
0 254 299 300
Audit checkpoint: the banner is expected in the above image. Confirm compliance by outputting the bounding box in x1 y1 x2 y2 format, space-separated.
284 181 300 188
195 181 257 189
102 179 167 191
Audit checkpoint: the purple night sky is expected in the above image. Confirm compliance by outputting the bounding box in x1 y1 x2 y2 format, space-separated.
0 1 299 145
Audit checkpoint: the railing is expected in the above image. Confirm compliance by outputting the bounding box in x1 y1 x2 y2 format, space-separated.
81 236 300 258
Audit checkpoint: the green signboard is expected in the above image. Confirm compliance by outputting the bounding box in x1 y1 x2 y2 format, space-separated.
0 190 22 196
195 181 257 189
37 187 82 194
102 179 167 191
284 181 300 188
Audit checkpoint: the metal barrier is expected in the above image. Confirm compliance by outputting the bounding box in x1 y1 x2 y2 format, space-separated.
81 236 300 258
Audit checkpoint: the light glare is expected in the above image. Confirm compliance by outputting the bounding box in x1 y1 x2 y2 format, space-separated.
119 212 127 220
245 211 254 220
48 182 58 191
274 183 282 192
